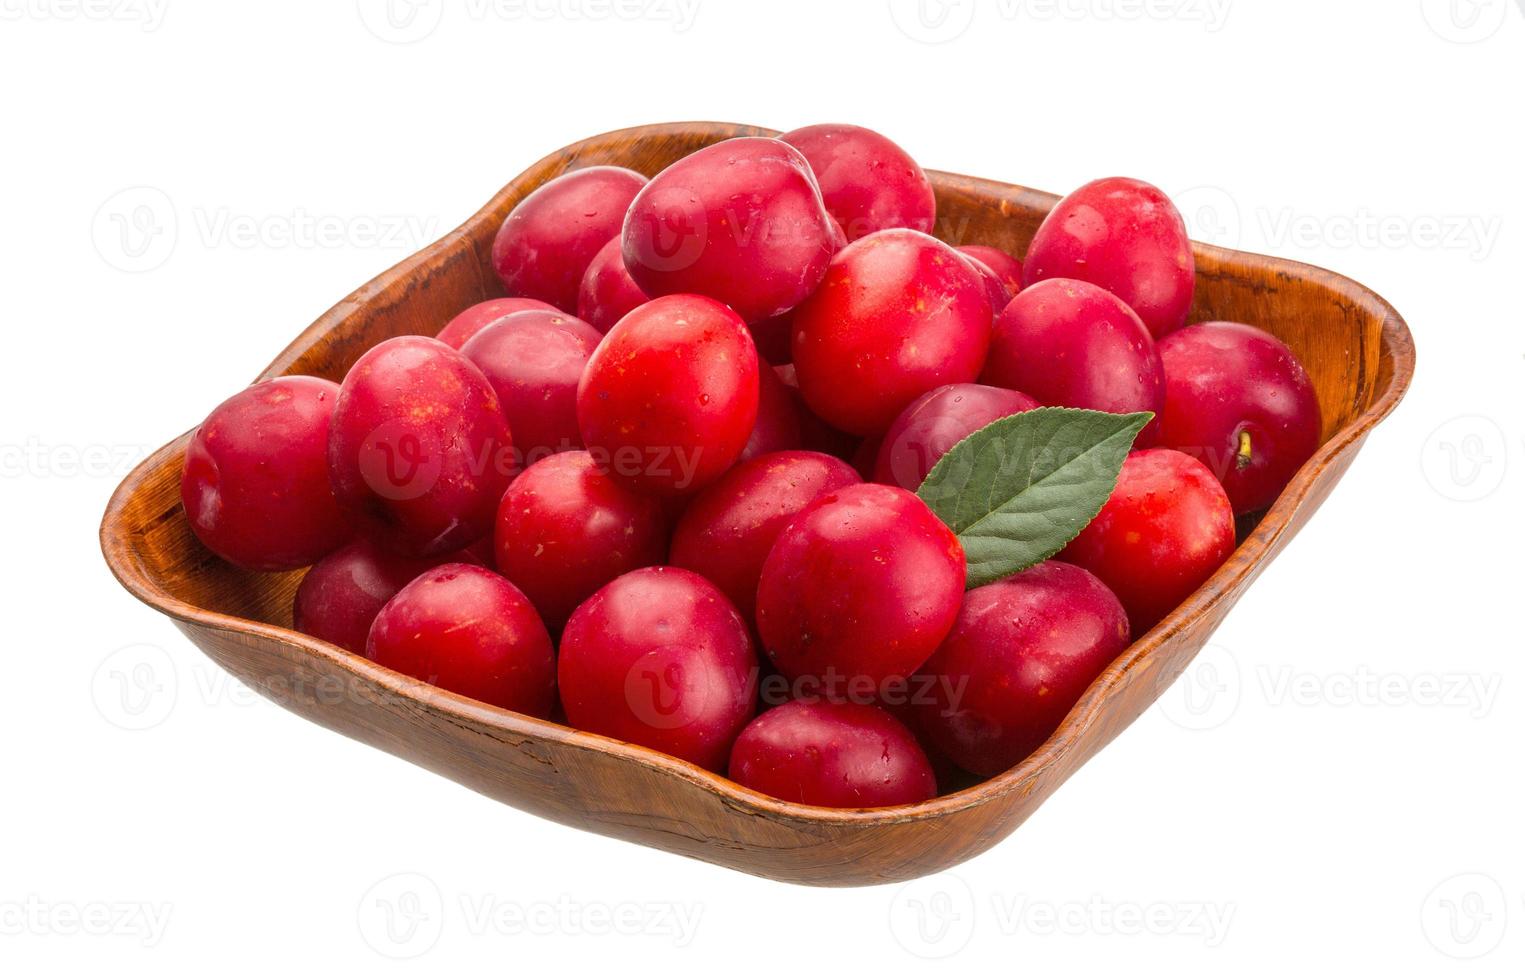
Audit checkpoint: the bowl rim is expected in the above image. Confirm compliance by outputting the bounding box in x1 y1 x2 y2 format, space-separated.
100 121 1416 829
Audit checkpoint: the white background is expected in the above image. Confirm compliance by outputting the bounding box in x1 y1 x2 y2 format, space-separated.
2 0 1520 975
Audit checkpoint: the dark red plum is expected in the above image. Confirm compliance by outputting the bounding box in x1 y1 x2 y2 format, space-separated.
792 229 992 435
729 700 937 808
436 297 559 349
669 450 860 621
493 451 668 631
577 294 759 495
873 383 1040 490
181 376 351 571
1158 321 1323 514
778 124 936 241
558 567 758 772
491 166 647 312
328 336 514 558
366 563 555 717
576 235 650 334
912 561 1130 776
459 309 601 462
981 278 1165 444
756 483 965 689
1023 176 1194 338
1060 448 1236 629
622 137 837 323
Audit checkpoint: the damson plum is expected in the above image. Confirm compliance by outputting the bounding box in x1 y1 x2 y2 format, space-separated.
622 137 837 323
957 245 1023 298
576 235 650 333
756 483 965 690
669 450 861 620
435 297 558 349
729 700 936 808
873 383 1040 490
491 166 648 312
792 229 993 435
779 124 936 241
737 359 803 463
912 561 1130 776
980 278 1165 444
493 451 668 631
1158 321 1323 514
293 539 475 655
961 252 1014 315
180 376 350 571
1023 176 1194 338
367 563 555 716
1060 448 1236 629
576 294 759 495
459 309 601 461
328 336 514 558
558 567 758 771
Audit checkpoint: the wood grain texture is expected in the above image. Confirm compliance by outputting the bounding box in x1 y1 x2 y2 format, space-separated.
100 121 1415 887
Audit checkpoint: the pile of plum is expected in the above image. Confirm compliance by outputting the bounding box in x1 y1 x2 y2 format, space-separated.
180 125 1321 808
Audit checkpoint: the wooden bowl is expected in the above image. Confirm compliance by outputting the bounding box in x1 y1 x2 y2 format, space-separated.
100 122 1415 887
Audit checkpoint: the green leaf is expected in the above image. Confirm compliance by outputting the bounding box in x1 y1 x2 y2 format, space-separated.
916 407 1152 589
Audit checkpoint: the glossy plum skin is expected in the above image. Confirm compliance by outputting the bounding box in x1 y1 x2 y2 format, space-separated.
670 450 861 620
366 563 555 717
779 124 936 241
435 297 558 349
737 358 803 463
1060 448 1236 629
459 309 601 462
576 294 760 495
729 700 937 808
957 245 1023 298
912 561 1130 776
756 484 965 689
328 336 514 558
558 567 758 772
1023 176 1195 338
491 166 647 312
1158 321 1323 514
622 137 837 323
293 539 477 655
961 252 1013 315
792 229 993 435
493 451 668 631
180 376 350 571
981 278 1165 445
576 235 650 333
873 383 1040 490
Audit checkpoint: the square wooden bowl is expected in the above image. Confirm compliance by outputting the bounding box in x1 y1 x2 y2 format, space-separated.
100 122 1415 887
